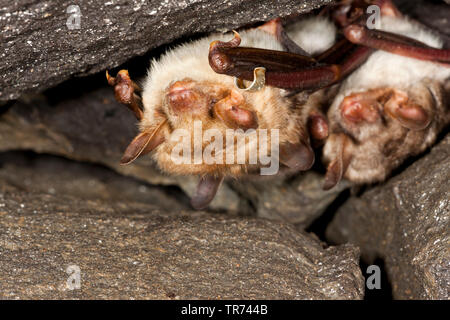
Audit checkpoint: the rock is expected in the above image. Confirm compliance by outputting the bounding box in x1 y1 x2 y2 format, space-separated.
0 83 346 219
327 134 450 299
0 86 240 211
230 171 351 228
0 0 334 102
0 151 189 212
0 168 364 299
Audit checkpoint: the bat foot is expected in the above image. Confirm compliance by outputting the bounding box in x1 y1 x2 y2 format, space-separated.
106 70 144 120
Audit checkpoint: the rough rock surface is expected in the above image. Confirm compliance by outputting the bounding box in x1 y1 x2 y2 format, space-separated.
0 86 345 221
0 152 190 212
0 0 333 102
231 172 351 228
0 87 241 211
327 134 450 300
0 162 364 299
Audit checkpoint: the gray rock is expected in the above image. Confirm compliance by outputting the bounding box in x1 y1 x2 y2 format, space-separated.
230 172 351 228
327 134 450 299
0 152 189 212
0 171 364 299
0 0 333 102
0 88 240 211
0 85 345 219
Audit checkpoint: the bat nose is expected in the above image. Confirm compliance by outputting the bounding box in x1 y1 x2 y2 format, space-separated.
167 81 203 114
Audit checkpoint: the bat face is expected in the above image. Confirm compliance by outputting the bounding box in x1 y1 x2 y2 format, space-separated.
108 0 450 207
322 15 450 189
146 77 306 177
135 28 322 179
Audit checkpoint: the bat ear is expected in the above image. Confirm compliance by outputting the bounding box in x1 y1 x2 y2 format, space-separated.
190 175 224 210
120 120 167 165
323 133 352 190
213 89 258 130
384 90 431 131
279 142 315 171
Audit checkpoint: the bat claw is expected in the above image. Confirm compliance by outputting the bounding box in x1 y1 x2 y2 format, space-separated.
234 67 266 92
106 69 144 120
209 30 241 51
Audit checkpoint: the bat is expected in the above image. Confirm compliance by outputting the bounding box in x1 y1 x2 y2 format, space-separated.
322 3 450 189
107 0 450 209
106 17 339 209
208 0 450 190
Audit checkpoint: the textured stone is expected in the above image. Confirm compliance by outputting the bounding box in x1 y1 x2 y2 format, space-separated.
231 171 351 228
0 152 189 212
0 0 333 102
0 169 364 299
0 85 346 219
327 134 450 299
0 87 240 211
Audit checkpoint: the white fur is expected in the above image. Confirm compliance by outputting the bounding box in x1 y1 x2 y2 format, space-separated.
141 29 283 125
336 16 450 104
286 16 337 55
141 18 338 124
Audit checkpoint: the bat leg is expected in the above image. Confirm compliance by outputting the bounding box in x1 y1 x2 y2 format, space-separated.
258 18 311 56
344 24 450 64
208 31 373 91
191 175 224 210
106 70 144 120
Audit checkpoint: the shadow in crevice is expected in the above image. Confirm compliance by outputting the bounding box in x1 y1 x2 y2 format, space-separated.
360 258 393 300
306 188 351 244
0 150 192 210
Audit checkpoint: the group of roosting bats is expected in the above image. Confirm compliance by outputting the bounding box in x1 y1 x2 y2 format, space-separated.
106 0 450 209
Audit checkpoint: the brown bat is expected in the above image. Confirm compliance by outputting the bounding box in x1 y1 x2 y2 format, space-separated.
321 3 450 189
106 17 339 209
107 0 449 209
208 0 450 189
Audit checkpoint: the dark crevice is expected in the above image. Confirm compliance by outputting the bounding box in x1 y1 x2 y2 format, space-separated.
306 188 351 243
0 150 192 210
360 258 393 300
